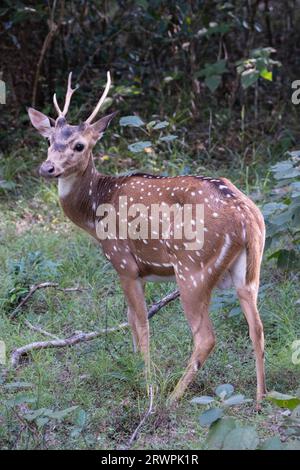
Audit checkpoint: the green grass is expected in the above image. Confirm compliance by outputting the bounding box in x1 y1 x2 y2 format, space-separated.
0 157 299 449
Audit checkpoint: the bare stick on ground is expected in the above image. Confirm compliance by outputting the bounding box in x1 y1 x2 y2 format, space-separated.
124 385 154 450
10 289 179 367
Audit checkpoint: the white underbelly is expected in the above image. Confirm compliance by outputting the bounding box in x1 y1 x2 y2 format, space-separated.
143 274 176 283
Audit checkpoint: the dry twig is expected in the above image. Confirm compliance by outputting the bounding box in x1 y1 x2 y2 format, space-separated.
10 289 179 367
124 385 154 449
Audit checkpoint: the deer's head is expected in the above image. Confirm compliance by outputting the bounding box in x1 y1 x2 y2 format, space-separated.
28 72 116 179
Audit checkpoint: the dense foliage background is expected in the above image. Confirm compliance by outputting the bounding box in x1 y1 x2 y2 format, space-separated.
0 0 300 450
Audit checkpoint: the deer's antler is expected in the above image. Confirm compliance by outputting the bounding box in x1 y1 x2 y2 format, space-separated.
53 72 78 118
85 71 111 124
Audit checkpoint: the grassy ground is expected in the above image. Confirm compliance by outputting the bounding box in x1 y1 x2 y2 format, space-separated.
0 148 299 450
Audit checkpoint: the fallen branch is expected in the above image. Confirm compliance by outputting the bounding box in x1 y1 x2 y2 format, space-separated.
124 385 154 450
24 319 61 340
10 289 179 367
148 289 180 319
10 282 87 319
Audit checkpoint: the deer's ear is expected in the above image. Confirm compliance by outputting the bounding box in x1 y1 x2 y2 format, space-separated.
90 111 118 140
28 107 53 138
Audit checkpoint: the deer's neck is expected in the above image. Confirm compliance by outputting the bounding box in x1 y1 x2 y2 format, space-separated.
58 154 114 236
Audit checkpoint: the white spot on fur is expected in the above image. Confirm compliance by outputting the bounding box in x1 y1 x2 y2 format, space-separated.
215 233 231 268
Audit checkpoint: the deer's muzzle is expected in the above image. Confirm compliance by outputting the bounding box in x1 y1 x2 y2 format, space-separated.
39 161 61 178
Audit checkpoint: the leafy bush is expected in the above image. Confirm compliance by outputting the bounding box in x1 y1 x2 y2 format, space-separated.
191 383 252 428
263 152 300 269
192 385 300 450
3 251 60 314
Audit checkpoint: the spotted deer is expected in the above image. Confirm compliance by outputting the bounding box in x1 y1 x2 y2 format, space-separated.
28 72 266 406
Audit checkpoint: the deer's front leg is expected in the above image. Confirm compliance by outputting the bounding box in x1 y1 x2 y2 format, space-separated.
120 276 150 382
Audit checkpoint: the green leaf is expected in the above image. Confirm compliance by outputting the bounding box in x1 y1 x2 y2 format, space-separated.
3 381 33 390
119 115 144 127
5 394 37 407
159 135 178 142
262 202 287 217
152 120 169 130
0 180 16 191
206 417 237 449
228 306 241 317
191 396 215 405
47 406 79 421
24 408 53 421
260 68 272 81
128 141 152 153
284 440 300 450
75 409 87 428
223 426 259 450
205 75 221 92
260 436 283 450
223 394 252 406
241 69 259 89
199 407 223 427
36 417 49 428
215 383 234 399
267 391 300 410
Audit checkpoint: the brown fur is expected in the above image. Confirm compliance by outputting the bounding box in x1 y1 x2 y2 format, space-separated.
27 79 266 405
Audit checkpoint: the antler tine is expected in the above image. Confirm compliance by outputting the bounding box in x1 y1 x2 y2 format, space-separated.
53 72 78 118
53 93 62 116
62 72 78 116
85 71 111 124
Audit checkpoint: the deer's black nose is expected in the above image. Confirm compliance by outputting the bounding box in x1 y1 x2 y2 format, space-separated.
40 161 55 177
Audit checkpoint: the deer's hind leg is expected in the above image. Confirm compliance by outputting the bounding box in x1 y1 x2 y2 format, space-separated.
169 274 215 403
231 249 266 405
120 276 151 385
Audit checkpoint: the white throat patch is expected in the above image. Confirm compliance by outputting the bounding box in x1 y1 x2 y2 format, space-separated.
58 175 77 198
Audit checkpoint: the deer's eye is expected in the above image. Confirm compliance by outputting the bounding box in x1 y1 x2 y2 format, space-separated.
74 143 85 152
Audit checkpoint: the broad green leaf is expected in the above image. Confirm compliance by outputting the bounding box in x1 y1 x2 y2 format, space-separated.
0 180 16 190
271 211 292 226
159 135 178 142
205 75 221 92
223 394 252 406
267 391 300 410
24 408 53 421
260 436 283 450
119 115 144 127
128 141 152 153
241 69 259 89
47 406 79 421
215 383 234 399
284 439 300 450
191 396 215 405
199 407 223 427
4 381 33 389
75 409 87 428
223 426 259 450
228 306 241 317
5 394 37 407
206 417 237 449
152 120 169 130
260 68 272 81
274 169 300 179
36 417 49 428
262 202 287 217
271 160 294 172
